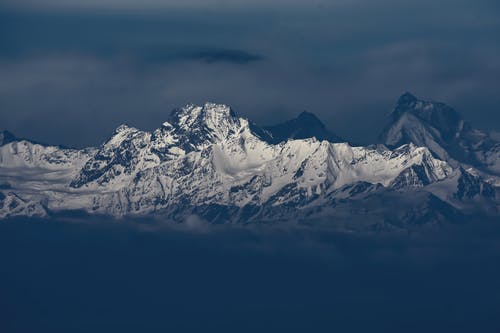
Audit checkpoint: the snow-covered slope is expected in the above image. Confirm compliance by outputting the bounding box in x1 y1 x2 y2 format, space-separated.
0 101 498 226
0 139 94 170
0 191 47 218
70 103 271 189
86 139 453 216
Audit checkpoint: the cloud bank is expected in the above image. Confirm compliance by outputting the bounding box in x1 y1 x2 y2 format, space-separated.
1 217 500 332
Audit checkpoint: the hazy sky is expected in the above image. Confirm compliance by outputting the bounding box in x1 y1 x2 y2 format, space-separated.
1 0 499 147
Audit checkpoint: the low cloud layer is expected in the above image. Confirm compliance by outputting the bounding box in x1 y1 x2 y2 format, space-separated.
1 217 500 332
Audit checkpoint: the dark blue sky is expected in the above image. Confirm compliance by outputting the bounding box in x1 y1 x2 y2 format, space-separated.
1 0 499 147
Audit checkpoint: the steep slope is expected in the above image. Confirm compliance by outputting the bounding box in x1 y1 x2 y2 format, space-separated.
0 191 47 218
85 139 454 220
426 167 498 215
70 103 272 189
380 92 500 175
0 101 497 225
264 111 343 144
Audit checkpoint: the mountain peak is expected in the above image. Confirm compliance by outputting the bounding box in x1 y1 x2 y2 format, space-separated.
169 102 237 127
203 102 235 116
1 98 498 223
264 111 343 143
390 93 463 130
298 110 317 118
380 93 499 172
397 92 418 106
297 111 323 124
115 124 136 133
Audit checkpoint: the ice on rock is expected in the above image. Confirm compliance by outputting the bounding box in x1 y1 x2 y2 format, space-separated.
0 100 497 223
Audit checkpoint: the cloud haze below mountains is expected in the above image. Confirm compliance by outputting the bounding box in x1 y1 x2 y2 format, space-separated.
0 1 500 148
1 217 500 332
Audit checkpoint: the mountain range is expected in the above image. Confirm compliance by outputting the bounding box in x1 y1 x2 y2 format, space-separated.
1 93 498 230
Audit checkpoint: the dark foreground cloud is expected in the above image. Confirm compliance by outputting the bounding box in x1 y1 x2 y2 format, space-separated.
1 217 500 332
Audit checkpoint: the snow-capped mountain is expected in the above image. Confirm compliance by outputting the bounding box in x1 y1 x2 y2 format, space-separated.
380 92 500 176
1 99 498 228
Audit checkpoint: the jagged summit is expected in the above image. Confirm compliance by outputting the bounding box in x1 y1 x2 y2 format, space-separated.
397 92 418 106
381 93 500 175
1 97 498 225
383 92 465 147
391 92 462 129
165 104 343 145
162 103 251 141
264 110 343 144
168 102 236 125
114 124 138 133
69 102 273 189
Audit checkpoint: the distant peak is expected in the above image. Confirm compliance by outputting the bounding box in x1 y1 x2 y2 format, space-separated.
263 111 343 143
397 92 418 106
297 111 321 122
115 124 136 133
203 102 236 118
204 102 229 109
170 102 236 121
391 93 462 124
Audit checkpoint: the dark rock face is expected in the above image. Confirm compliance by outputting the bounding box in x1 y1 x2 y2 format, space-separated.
455 169 496 200
390 92 463 142
264 111 344 144
390 164 432 189
1 98 498 227
380 92 500 174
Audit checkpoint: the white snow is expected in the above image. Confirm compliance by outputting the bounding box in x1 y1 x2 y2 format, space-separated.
0 102 496 218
